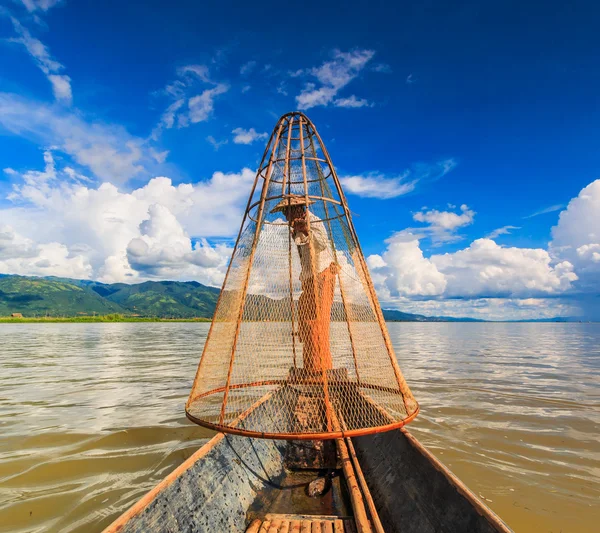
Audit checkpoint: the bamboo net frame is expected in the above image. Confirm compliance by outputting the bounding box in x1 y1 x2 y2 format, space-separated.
186 111 418 439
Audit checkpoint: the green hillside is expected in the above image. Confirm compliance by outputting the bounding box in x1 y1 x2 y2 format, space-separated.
0 274 479 321
0 276 124 317
0 275 220 318
100 280 220 318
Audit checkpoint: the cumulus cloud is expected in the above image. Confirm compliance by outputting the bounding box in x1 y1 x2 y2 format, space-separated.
367 233 578 319
368 232 446 297
126 204 229 284
154 65 229 135
340 158 456 199
432 239 577 298
232 127 268 145
550 179 600 294
295 49 375 110
1 152 254 284
0 225 92 279
411 204 475 244
8 18 72 104
0 93 153 184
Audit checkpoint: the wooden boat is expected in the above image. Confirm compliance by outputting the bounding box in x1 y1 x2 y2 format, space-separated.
104 113 513 532
103 389 512 533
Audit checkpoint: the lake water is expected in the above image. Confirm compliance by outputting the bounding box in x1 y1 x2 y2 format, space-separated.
0 323 598 533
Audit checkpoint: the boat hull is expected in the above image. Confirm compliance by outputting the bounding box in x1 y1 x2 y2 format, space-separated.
103 392 512 533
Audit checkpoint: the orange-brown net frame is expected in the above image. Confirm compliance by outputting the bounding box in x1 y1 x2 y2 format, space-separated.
186 112 418 439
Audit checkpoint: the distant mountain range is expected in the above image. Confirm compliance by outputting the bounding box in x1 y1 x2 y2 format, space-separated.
0 274 579 322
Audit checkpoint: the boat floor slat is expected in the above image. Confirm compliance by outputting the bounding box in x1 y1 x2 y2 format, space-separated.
248 514 351 533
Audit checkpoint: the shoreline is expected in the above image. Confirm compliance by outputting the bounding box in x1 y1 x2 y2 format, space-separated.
0 315 211 323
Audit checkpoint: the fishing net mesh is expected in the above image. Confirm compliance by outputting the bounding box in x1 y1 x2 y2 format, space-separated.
186 112 418 439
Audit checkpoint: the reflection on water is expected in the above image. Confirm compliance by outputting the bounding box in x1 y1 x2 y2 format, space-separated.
0 323 599 532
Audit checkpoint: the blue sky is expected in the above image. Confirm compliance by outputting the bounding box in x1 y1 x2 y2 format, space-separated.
0 0 599 320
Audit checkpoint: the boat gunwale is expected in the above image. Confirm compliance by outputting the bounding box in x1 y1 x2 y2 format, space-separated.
101 391 276 533
396 427 513 533
103 390 512 533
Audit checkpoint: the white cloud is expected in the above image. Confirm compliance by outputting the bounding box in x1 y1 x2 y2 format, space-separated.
340 172 415 199
0 225 92 279
295 49 375 110
406 74 415 84
432 239 577 298
368 232 446 297
47 74 72 104
334 95 372 108
366 179 600 319
126 204 230 285
413 204 475 243
0 93 152 184
9 17 72 105
550 179 600 291
486 225 520 239
372 63 392 73
187 83 229 124
340 158 457 200
524 203 564 219
232 127 268 145
240 60 257 75
413 204 474 230
1 152 254 284
367 233 578 319
206 135 228 151
19 0 63 12
155 66 229 135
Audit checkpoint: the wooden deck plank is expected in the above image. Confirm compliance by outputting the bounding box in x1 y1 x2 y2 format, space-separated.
290 520 301 533
259 520 272 533
246 519 262 533
279 521 291 533
311 521 322 533
321 520 333 533
301 521 311 533
333 520 344 533
268 519 282 533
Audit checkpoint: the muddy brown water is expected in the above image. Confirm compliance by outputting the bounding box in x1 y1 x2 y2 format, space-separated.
0 322 598 532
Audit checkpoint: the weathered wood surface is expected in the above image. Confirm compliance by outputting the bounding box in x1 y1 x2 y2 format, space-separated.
105 390 512 533
249 515 348 533
351 428 513 533
103 394 291 533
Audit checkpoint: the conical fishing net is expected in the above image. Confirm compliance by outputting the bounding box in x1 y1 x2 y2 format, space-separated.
186 112 418 439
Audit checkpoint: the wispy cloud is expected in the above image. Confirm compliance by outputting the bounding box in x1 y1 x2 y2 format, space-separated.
240 60 257 76
0 93 155 184
231 127 268 145
406 74 415 84
154 65 229 137
8 17 72 104
19 0 63 12
340 172 415 199
294 49 375 110
334 95 372 108
372 63 392 73
340 158 457 199
486 225 520 239
524 204 565 219
206 135 228 151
